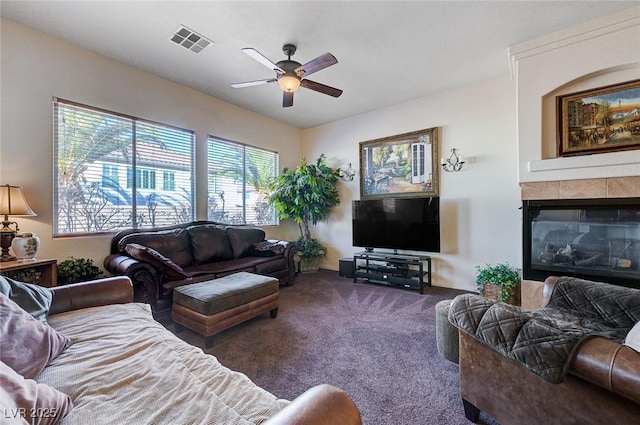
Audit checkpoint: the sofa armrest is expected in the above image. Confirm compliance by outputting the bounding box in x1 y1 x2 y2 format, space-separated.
263 384 361 425
266 239 297 285
104 254 161 308
49 276 133 315
570 336 640 405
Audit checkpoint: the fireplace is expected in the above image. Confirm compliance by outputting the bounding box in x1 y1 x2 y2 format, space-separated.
522 198 640 289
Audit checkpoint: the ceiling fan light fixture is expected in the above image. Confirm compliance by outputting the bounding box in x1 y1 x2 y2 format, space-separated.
278 74 300 92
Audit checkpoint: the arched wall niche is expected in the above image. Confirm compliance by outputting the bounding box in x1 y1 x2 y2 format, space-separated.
541 64 640 159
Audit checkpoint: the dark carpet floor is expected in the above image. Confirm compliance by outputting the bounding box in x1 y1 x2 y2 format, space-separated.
160 269 499 425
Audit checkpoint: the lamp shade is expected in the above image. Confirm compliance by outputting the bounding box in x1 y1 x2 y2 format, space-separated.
0 185 36 216
278 74 301 92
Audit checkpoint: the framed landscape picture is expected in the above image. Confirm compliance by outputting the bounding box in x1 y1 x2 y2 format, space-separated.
359 127 439 199
557 79 640 157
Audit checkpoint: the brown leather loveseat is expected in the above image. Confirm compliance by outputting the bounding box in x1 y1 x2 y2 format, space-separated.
449 276 640 425
104 221 297 310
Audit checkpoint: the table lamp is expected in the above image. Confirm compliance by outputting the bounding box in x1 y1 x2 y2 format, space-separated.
0 184 37 262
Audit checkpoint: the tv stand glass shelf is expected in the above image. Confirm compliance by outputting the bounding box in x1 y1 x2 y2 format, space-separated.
353 251 432 293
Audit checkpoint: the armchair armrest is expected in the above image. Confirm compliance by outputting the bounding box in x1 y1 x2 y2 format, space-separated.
49 276 133 315
264 384 362 425
570 336 640 405
542 276 560 307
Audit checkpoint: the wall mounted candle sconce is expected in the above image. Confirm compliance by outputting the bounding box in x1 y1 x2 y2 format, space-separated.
339 163 356 182
441 148 465 172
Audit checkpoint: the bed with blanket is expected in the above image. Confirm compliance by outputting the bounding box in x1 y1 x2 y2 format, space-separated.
0 276 362 425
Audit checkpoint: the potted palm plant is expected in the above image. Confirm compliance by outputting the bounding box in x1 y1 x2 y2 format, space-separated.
475 262 521 305
267 154 340 272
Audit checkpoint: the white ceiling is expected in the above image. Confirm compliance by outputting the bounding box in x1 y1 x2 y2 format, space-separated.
2 1 639 129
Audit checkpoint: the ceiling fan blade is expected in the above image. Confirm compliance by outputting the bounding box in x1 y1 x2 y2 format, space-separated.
295 53 338 77
283 91 294 108
231 78 277 88
300 79 343 98
241 48 285 74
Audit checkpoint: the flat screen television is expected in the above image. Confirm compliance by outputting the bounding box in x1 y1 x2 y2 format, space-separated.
352 197 440 253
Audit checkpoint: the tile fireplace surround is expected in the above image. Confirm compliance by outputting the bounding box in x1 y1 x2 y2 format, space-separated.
519 176 640 309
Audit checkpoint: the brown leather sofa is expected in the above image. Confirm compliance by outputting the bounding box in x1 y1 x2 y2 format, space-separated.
454 276 640 425
104 221 297 310
45 277 362 425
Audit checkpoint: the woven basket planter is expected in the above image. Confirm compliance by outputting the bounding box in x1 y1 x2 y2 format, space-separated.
299 256 322 273
482 282 520 305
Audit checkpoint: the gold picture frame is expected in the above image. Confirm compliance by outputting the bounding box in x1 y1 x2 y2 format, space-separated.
359 127 439 199
557 79 640 157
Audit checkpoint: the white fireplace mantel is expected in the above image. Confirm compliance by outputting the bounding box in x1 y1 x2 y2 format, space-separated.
510 6 640 184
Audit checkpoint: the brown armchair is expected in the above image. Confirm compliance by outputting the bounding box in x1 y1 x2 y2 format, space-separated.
451 276 640 425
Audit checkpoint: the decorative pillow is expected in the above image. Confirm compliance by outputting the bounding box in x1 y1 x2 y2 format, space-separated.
0 360 73 425
119 229 193 267
248 241 286 257
124 243 188 280
625 321 640 353
0 294 73 379
226 227 266 259
0 276 52 322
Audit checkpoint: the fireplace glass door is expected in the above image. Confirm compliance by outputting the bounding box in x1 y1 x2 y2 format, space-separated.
523 198 640 289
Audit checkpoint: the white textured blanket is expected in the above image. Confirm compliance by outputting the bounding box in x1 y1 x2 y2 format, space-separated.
38 303 288 424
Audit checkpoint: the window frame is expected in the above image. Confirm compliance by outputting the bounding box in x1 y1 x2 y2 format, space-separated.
53 98 195 237
207 135 279 226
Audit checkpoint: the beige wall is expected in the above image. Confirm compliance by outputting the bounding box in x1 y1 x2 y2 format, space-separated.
302 75 521 291
0 19 302 269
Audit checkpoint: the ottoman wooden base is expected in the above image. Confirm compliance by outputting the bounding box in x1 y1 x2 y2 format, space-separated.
171 272 279 347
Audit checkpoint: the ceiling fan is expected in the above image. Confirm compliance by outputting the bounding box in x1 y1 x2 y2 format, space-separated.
231 44 343 108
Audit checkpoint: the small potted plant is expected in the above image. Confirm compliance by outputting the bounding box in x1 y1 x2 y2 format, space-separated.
475 263 521 305
57 256 104 285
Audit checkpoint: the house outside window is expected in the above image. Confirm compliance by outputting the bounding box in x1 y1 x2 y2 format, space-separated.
163 171 176 191
53 98 195 236
207 136 278 225
102 165 119 189
127 168 157 189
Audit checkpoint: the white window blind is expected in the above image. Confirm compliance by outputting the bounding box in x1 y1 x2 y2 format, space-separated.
53 98 195 236
207 137 278 225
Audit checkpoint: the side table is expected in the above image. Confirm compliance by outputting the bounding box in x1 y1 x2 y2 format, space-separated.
0 258 58 287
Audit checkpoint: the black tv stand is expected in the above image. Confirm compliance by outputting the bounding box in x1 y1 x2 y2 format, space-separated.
353 250 432 294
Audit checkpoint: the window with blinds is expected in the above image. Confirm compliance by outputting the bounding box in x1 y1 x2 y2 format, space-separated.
53 98 195 236
207 137 278 226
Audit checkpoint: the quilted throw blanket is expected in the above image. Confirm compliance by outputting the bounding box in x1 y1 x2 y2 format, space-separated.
449 277 640 383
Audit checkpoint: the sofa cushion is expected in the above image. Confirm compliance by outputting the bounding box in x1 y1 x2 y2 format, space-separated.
227 227 266 259
0 276 52 322
188 224 234 264
0 293 72 379
118 228 193 267
249 241 286 257
0 360 73 425
125 243 188 280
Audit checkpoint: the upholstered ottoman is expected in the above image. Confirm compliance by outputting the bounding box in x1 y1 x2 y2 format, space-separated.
435 299 459 363
171 272 279 347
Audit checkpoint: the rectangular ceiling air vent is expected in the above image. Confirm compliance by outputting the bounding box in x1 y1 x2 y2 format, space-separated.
170 25 213 53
